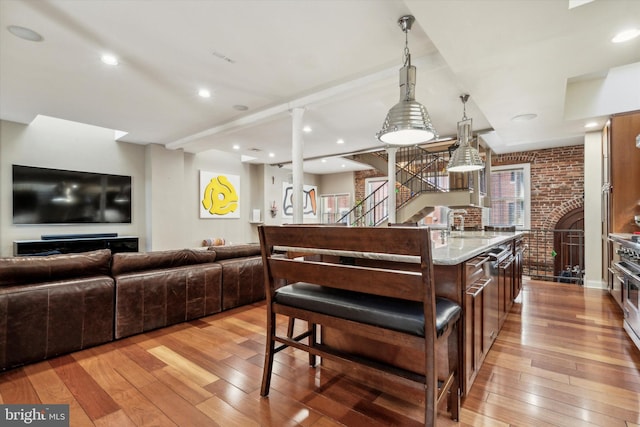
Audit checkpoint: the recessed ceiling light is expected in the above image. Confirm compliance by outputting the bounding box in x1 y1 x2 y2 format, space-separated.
268 152 275 158
233 104 249 111
101 54 119 66
612 28 640 43
321 159 327 163
7 25 43 42
232 144 240 150
198 89 211 98
336 138 345 144
303 126 312 133
511 113 537 122
584 121 598 129
341 164 346 168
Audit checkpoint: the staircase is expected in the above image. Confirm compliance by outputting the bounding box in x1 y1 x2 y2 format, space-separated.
340 145 487 226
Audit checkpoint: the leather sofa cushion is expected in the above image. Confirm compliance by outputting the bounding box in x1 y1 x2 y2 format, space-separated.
111 249 217 276
114 263 222 339
274 283 461 338
209 244 261 260
216 256 264 310
0 249 111 287
0 276 115 370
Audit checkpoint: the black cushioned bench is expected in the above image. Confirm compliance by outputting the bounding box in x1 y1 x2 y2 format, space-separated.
258 225 462 426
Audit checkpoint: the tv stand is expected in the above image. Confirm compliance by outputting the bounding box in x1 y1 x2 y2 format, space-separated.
14 236 139 256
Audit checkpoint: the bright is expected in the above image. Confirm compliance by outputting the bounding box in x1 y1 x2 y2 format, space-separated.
101 54 119 66
612 28 640 43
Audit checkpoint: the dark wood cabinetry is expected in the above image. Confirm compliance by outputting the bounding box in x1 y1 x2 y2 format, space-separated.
322 235 524 398
609 111 640 234
604 110 640 307
514 237 525 298
498 249 515 328
463 255 491 392
462 238 522 395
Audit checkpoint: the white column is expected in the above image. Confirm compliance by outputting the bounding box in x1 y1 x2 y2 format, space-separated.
584 130 603 288
387 146 397 224
291 108 305 224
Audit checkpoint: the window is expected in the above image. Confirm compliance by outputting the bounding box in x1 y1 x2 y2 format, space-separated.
489 163 530 229
319 193 351 224
365 178 388 226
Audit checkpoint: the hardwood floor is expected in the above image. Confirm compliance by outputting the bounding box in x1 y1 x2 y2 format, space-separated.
1 279 639 426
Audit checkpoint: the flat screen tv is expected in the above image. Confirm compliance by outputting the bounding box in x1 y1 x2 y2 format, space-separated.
12 165 132 224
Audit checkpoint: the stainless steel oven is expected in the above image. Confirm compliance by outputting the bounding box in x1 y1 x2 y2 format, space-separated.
624 269 640 350
610 235 640 351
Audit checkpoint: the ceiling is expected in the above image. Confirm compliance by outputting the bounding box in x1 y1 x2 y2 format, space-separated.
1 0 639 174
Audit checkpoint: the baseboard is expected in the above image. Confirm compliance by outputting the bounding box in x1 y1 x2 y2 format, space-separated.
583 278 606 289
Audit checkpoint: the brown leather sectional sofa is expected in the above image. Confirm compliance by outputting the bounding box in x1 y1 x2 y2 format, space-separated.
0 244 264 371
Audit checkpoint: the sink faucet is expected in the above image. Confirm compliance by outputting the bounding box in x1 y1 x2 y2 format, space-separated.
447 209 468 233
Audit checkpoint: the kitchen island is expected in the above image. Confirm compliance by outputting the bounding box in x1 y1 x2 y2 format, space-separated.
321 230 525 398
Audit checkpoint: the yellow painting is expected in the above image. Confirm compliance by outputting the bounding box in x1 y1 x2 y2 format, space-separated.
200 171 240 218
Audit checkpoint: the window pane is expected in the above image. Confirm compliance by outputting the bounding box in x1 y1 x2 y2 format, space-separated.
490 169 525 227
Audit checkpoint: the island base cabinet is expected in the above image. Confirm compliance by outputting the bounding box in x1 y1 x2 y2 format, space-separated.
464 279 488 394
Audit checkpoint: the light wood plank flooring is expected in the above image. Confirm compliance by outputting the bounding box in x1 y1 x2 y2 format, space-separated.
1 279 639 426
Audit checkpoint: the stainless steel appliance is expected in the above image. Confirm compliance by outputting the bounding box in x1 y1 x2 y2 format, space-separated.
610 235 640 351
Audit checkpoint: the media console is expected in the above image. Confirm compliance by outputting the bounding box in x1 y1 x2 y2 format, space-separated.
13 235 139 256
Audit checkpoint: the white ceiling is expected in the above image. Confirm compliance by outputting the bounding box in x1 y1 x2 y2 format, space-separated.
1 0 639 174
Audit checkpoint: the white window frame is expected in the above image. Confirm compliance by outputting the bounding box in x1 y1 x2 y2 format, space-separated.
490 163 531 229
319 193 351 224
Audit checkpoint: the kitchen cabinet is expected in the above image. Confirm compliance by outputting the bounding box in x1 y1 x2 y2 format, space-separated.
513 237 525 299
321 233 525 398
498 249 515 328
604 111 640 308
464 256 491 392
608 111 640 234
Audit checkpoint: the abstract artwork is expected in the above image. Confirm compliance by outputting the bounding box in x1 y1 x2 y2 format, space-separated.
200 171 240 219
282 182 317 219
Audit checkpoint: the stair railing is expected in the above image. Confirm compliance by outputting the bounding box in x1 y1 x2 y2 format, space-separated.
338 146 477 226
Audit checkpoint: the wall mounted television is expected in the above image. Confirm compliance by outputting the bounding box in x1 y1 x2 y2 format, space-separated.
12 165 132 224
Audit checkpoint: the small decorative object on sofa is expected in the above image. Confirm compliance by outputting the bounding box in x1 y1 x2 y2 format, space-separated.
202 237 226 246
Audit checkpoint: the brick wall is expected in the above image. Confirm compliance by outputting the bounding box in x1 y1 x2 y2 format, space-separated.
352 144 585 231
354 169 386 204
492 144 584 230
493 145 584 279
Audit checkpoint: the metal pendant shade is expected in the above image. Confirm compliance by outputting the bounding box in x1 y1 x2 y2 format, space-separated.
377 15 437 145
447 95 484 172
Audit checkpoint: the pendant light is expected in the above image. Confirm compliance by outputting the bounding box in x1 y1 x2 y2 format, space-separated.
447 94 484 172
377 15 437 145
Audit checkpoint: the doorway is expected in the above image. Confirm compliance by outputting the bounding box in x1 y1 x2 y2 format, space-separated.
554 207 584 284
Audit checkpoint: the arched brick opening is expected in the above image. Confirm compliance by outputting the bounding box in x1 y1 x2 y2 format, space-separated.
541 197 584 231
553 206 585 283
492 152 537 166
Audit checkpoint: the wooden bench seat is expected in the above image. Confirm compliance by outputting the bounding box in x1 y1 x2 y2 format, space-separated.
258 225 462 426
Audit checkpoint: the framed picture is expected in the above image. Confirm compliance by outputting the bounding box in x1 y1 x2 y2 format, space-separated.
200 171 240 219
282 182 317 219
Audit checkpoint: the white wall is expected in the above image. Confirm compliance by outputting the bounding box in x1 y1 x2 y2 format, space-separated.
1 116 331 255
183 149 255 247
583 130 604 288
320 172 355 198
0 117 146 256
261 164 321 224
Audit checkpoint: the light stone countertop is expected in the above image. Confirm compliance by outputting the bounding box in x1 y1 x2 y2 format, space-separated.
275 230 524 267
431 230 524 265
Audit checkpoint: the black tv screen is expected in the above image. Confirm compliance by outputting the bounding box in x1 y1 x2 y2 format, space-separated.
12 165 132 224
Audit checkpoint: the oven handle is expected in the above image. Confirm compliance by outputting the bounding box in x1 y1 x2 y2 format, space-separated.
613 262 640 278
